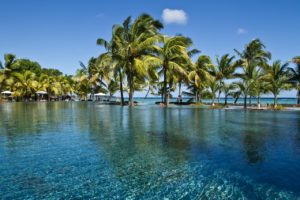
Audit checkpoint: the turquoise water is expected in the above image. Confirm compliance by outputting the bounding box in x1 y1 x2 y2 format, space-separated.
0 102 300 199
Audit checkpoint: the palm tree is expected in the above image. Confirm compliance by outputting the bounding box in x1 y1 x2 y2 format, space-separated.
2 54 17 69
231 91 241 104
177 48 200 101
188 55 214 103
288 56 300 104
96 22 128 105
215 54 236 104
264 60 292 108
116 14 163 106
0 54 17 91
74 58 99 100
207 76 220 106
250 67 269 107
222 83 236 105
73 69 91 100
38 74 51 100
39 74 62 101
187 81 206 103
90 54 112 92
0 54 73 102
12 71 38 101
59 76 74 99
107 79 119 101
233 82 248 106
80 58 99 96
144 35 194 105
143 76 159 99
234 39 271 108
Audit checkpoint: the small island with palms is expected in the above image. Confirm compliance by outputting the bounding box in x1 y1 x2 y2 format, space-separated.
1 1 300 199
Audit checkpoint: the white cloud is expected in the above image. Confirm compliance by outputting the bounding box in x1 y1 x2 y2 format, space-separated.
237 28 248 35
162 8 187 25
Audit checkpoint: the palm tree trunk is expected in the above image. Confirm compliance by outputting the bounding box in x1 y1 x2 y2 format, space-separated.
129 86 134 106
25 89 28 102
234 96 239 104
128 61 135 106
128 77 134 106
118 69 124 106
274 94 278 109
249 96 252 106
212 95 215 107
144 86 151 99
244 95 247 109
225 94 228 105
195 91 198 102
297 87 300 105
178 81 182 97
128 76 132 105
217 90 221 104
167 82 172 105
163 64 168 106
199 92 202 103
257 96 261 108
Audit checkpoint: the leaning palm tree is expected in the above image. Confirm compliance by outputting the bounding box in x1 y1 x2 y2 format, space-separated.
96 20 129 106
144 35 194 105
234 39 271 108
143 72 159 99
288 56 300 104
232 82 248 107
79 57 99 97
264 60 292 108
90 54 112 91
222 83 237 105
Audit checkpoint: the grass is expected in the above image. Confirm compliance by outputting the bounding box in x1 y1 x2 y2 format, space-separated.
267 104 285 111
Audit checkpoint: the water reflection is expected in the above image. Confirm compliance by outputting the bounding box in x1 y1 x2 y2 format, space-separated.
0 103 300 198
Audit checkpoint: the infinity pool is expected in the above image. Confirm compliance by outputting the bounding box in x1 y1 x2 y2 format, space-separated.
0 102 300 199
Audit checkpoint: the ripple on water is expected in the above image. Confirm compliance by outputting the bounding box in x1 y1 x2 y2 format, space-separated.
1 103 300 199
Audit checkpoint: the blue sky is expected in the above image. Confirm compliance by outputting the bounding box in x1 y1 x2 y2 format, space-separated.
0 0 299 97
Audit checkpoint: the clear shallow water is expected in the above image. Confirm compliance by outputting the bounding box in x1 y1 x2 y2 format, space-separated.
0 102 300 199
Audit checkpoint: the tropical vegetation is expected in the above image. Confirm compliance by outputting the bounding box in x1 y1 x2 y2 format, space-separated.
1 14 299 108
